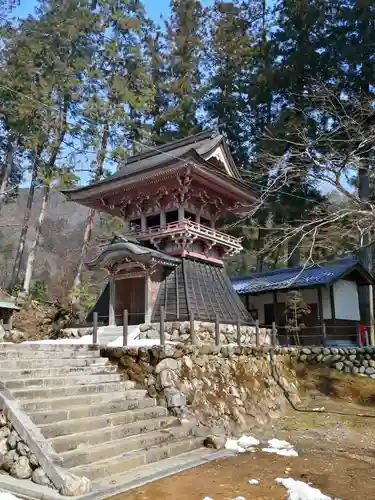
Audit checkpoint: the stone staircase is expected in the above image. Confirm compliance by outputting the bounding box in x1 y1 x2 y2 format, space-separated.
0 344 207 492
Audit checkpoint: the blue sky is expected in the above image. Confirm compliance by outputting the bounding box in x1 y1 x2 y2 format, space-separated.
16 0 214 23
14 0 214 187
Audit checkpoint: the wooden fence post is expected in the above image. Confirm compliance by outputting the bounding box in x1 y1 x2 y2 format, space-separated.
190 312 197 345
322 322 327 347
356 322 361 347
271 321 277 348
236 318 241 345
93 312 98 345
255 319 260 346
159 306 165 346
215 315 220 346
122 310 128 347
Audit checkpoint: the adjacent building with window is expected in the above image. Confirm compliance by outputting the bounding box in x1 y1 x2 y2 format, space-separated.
232 257 374 346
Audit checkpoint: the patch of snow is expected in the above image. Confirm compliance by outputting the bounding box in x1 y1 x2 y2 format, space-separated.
276 477 332 500
225 435 259 453
233 497 246 500
0 492 20 500
237 435 260 449
203 497 214 500
262 447 299 457
225 439 241 452
262 438 298 457
268 439 293 449
248 479 259 485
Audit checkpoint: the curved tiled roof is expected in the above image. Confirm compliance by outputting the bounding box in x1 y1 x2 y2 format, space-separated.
231 256 372 295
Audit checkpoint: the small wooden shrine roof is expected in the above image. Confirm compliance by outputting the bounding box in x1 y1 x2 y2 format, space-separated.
86 235 181 269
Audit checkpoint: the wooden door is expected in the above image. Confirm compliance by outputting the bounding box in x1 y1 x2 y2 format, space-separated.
115 277 145 325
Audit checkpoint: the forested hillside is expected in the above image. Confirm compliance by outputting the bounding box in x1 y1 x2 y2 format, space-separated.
0 0 374 306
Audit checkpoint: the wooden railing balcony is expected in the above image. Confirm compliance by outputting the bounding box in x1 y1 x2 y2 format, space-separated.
127 219 243 251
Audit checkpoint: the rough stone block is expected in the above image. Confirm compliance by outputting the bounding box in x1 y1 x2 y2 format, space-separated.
164 389 186 408
10 456 32 479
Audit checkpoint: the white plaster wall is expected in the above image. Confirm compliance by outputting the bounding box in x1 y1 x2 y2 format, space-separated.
244 282 359 323
333 279 360 321
247 289 320 324
321 287 332 320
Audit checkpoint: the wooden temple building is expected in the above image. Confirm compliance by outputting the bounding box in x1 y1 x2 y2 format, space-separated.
63 131 257 326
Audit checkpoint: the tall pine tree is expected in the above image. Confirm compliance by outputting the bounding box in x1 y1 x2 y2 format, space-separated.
162 0 204 139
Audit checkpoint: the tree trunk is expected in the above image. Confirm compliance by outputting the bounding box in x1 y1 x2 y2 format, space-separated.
21 186 50 296
10 95 69 293
8 152 40 291
0 137 17 213
287 239 300 268
71 118 109 304
71 207 95 302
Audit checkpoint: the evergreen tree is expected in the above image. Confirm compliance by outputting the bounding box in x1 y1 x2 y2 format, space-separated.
162 0 204 139
5 0 96 290
145 24 170 144
263 0 331 266
205 0 261 168
71 0 154 300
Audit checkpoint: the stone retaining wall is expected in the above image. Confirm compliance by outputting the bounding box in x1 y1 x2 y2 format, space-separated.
296 346 375 378
101 345 299 435
138 321 271 345
0 411 54 488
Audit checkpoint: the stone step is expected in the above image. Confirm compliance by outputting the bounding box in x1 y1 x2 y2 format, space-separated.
12 381 135 400
0 349 100 360
4 373 122 389
60 424 194 468
49 416 178 453
0 363 117 380
40 406 168 439
0 344 100 351
21 390 147 412
28 397 157 425
0 357 108 370
91 447 211 492
70 436 202 481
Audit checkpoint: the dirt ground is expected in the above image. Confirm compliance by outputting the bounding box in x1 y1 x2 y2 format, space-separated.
114 365 375 500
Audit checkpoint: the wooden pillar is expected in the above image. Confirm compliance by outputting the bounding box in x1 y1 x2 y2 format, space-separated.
369 285 374 345
141 214 147 231
160 209 166 227
178 206 184 220
273 291 278 326
145 270 152 324
246 294 250 312
329 285 336 339
124 219 130 234
108 275 116 326
317 287 325 344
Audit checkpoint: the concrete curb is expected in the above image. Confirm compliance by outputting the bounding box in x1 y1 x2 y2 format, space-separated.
80 449 231 500
0 476 68 500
